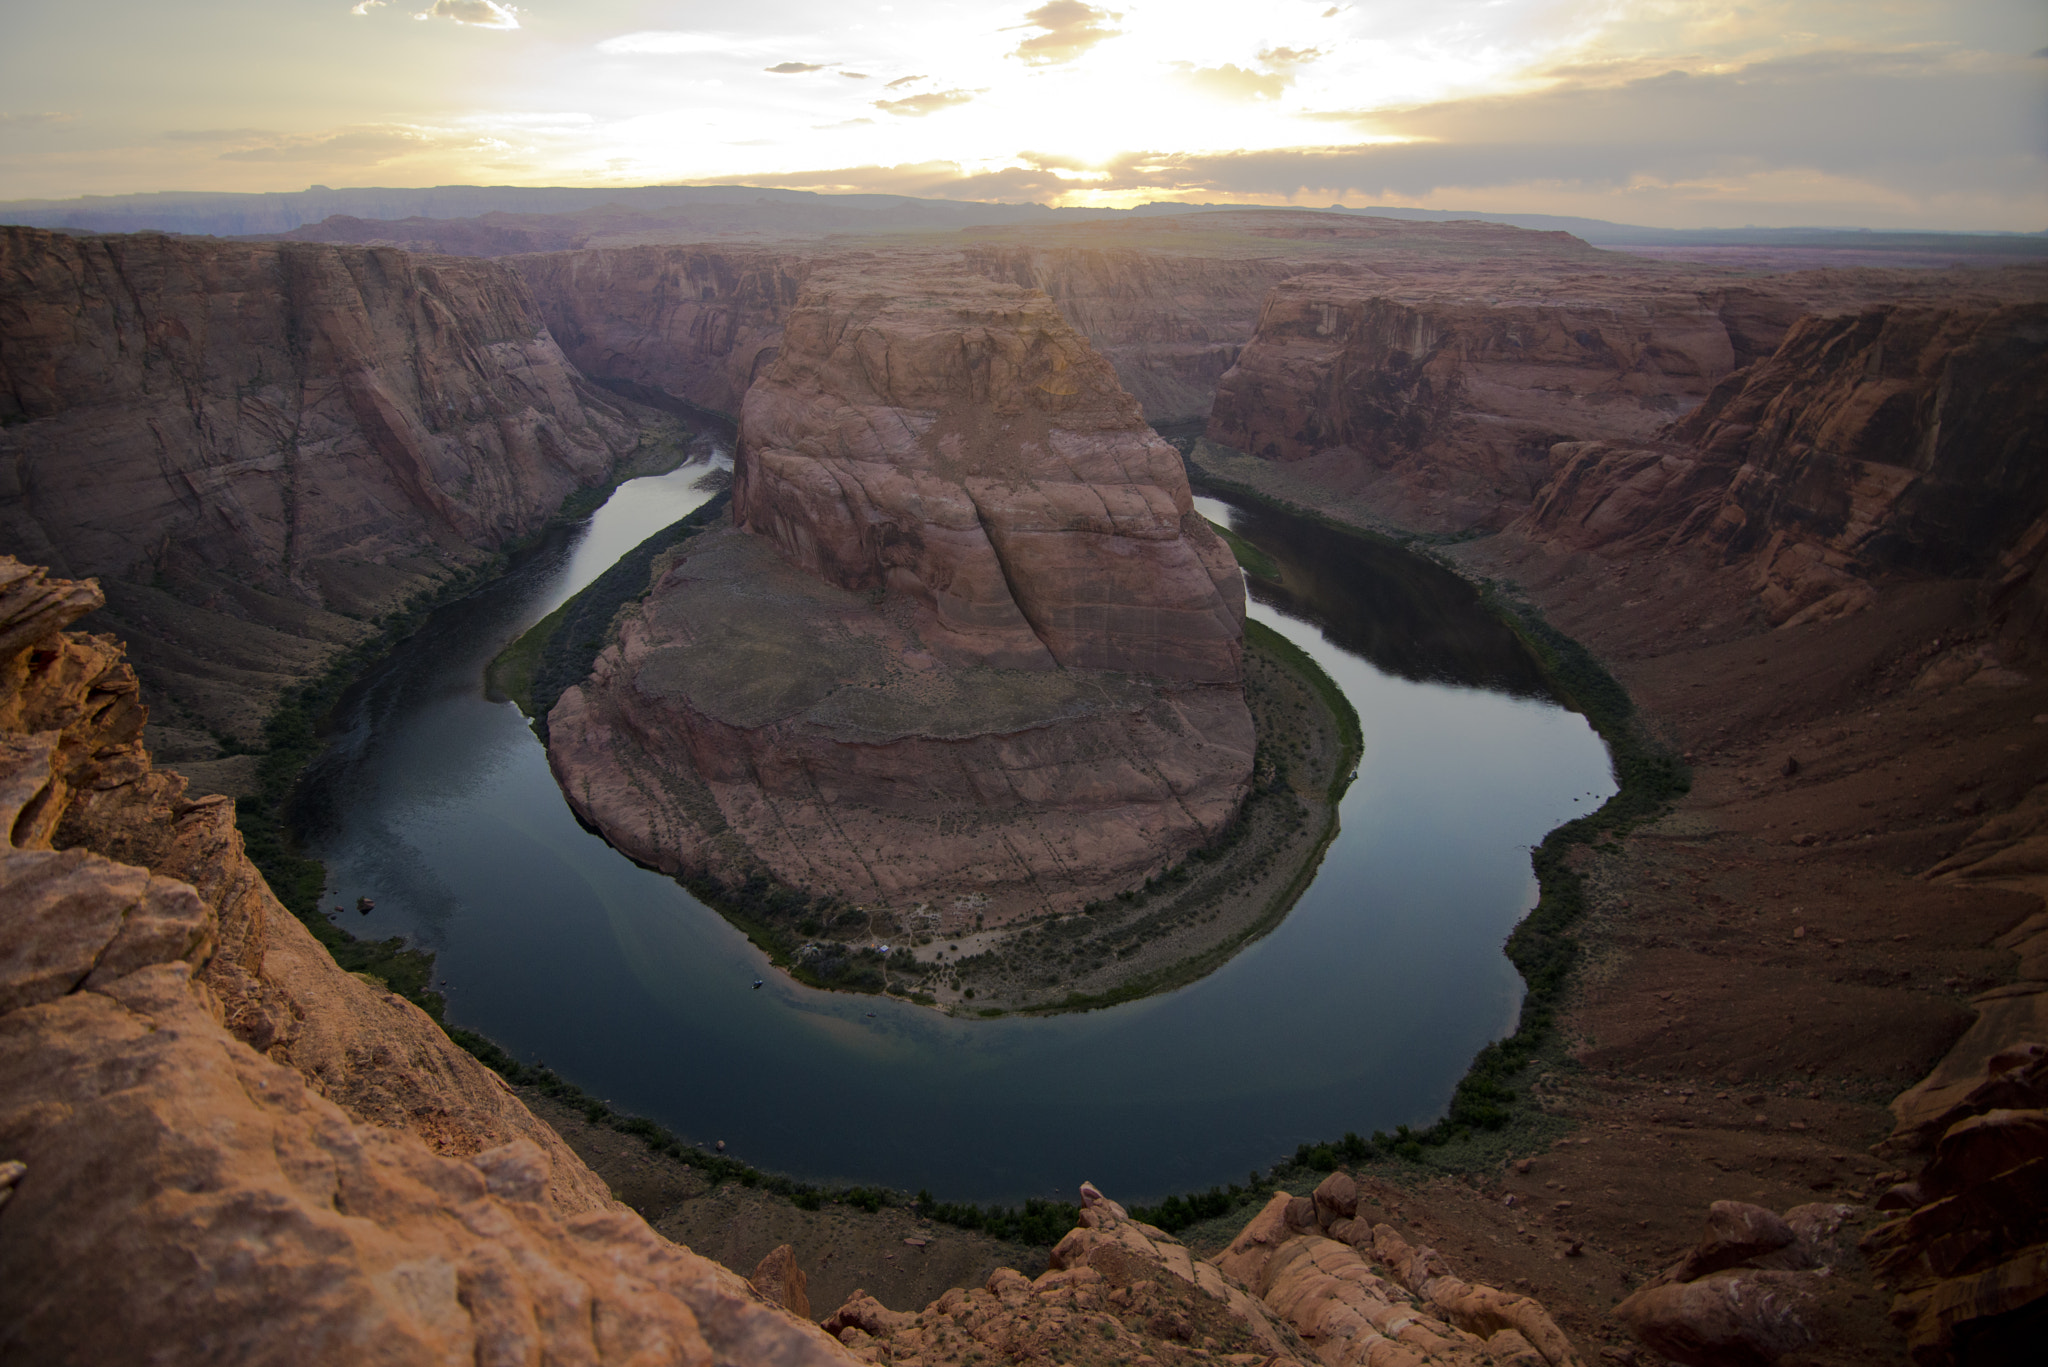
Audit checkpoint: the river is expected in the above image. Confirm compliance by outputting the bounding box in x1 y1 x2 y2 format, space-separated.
297 450 1615 1205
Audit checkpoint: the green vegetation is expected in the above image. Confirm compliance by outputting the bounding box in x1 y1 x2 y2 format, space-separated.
503 491 732 740
1204 516 1281 582
998 621 1361 1017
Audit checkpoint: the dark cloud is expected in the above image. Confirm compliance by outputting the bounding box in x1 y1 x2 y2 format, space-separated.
765 62 829 74
884 75 927 89
1008 2 1122 66
874 88 981 117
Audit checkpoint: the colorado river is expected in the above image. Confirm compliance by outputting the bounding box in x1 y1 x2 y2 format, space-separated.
298 451 1615 1204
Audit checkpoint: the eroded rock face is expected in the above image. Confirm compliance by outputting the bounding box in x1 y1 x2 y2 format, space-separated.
0 226 640 741
515 245 814 419
1522 299 2048 631
1206 270 1743 531
550 271 1252 922
827 1178 1585 1367
0 558 856 1365
735 271 1245 682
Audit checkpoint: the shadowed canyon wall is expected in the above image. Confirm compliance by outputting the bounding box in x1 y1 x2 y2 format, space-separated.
0 226 643 743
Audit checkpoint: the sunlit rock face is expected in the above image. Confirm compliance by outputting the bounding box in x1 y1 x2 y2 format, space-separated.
550 270 1254 924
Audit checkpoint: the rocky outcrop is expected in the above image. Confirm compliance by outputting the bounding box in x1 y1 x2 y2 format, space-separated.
548 271 1253 923
1614 1199 1863 1366
1860 1045 2048 1365
0 226 642 743
1215 1175 1584 1367
514 245 815 419
829 1179 1584 1367
0 558 857 1364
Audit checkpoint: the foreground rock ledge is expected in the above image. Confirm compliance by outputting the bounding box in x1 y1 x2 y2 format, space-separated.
549 270 1255 923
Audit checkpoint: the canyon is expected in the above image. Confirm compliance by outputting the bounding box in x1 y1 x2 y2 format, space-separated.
0 204 2044 1363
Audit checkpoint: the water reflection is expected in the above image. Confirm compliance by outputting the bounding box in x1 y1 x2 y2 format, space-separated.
1196 497 1550 698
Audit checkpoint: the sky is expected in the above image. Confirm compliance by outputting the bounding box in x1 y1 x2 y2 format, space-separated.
1 0 2043 228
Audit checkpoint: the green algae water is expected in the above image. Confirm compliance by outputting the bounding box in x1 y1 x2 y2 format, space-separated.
297 459 1614 1204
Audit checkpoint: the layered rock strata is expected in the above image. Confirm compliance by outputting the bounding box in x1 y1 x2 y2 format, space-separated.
0 558 857 1365
831 1179 1584 1367
514 245 815 419
1209 264 2048 535
0 225 642 744
548 271 1253 922
1523 299 2048 630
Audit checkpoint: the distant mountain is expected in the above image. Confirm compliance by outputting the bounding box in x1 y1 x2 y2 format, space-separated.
1 182 2040 258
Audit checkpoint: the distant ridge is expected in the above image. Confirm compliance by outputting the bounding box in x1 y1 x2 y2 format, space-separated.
1 182 2041 257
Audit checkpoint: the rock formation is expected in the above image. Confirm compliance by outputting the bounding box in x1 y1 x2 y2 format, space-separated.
546 269 1253 923
1614 1198 1863 1366
831 1179 1585 1367
0 225 642 746
0 557 858 1364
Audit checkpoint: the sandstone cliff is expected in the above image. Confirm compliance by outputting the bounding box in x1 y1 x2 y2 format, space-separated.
513 245 815 420
0 558 858 1364
0 226 643 746
957 245 1300 424
1522 297 2048 631
1208 262 2048 535
547 269 1253 924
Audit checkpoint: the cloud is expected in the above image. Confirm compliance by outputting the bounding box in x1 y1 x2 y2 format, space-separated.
162 127 274 142
0 111 73 129
883 75 927 89
217 127 429 164
874 88 982 117
1178 64 1289 101
349 1 390 13
842 71 870 79
1259 46 1322 67
595 31 738 55
416 1 519 28
1008 2 1122 67
765 62 829 73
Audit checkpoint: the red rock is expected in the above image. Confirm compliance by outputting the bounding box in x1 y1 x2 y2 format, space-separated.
0 227 640 739
548 271 1254 921
1615 1269 1822 1367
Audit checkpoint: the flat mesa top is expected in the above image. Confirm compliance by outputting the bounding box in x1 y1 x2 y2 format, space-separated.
631 520 1161 742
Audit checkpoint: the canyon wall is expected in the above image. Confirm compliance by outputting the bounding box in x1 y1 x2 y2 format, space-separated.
513 245 816 420
1521 299 2048 630
0 558 856 1365
0 226 642 744
955 246 1299 424
548 269 1253 923
1207 262 2048 537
